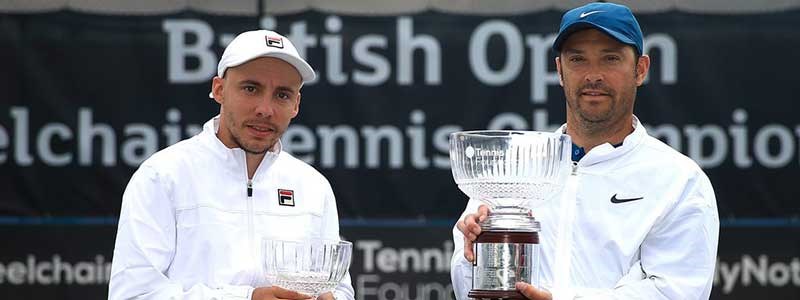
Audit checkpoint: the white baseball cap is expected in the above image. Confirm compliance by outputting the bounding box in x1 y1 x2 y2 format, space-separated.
210 30 315 97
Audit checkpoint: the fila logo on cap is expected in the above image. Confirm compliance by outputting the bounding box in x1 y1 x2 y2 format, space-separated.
266 36 284 49
278 189 295 206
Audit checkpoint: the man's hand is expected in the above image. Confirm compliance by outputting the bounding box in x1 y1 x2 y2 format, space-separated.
252 286 312 300
455 204 490 262
316 292 334 300
516 282 552 300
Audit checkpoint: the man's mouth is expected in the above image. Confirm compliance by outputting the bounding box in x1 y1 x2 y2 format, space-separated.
246 124 275 137
247 124 273 132
580 89 609 97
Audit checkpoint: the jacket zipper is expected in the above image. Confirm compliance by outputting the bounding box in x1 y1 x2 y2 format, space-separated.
246 179 254 253
245 177 258 286
553 161 580 293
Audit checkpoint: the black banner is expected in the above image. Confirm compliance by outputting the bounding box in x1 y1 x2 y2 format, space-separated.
2 7 800 299
2 10 800 218
714 225 800 298
0 223 797 299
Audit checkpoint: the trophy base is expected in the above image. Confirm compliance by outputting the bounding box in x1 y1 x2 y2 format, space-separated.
468 289 527 299
472 231 539 297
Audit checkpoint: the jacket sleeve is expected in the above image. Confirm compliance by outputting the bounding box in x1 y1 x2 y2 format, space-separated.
450 198 484 300
108 165 255 300
321 180 356 300
559 174 720 300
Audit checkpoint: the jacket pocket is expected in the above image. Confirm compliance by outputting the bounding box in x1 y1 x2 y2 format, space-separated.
173 205 253 285
253 208 323 242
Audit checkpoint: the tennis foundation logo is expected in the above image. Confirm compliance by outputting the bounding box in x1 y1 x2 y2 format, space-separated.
465 146 505 160
278 189 295 206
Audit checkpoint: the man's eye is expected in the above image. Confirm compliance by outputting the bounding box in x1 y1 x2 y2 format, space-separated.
243 86 256 93
569 56 585 63
605 55 621 62
277 92 291 100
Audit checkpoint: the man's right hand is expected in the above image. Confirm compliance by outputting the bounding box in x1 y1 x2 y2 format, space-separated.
252 286 312 300
455 204 490 262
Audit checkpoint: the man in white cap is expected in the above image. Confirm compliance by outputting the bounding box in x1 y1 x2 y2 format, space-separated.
452 2 719 300
109 30 354 300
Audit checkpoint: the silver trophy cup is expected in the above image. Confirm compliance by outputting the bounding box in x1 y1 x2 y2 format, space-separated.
450 131 571 299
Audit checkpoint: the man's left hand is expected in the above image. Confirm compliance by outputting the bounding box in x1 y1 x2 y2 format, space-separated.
516 282 552 300
317 292 334 300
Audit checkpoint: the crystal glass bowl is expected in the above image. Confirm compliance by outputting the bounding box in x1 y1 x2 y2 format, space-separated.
263 238 352 298
449 130 572 208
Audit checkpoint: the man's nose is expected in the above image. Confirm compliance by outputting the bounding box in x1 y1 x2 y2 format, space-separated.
254 96 275 118
585 70 604 83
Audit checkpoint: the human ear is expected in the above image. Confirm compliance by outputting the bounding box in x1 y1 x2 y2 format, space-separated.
635 55 651 86
211 77 225 104
555 56 564 86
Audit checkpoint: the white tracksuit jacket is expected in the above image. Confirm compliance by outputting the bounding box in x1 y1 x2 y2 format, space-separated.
109 116 355 300
451 117 720 300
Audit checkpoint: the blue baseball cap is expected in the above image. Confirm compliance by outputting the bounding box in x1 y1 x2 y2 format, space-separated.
552 2 643 55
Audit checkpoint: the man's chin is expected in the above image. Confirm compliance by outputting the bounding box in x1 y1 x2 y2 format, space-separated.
579 113 611 124
242 148 269 155
241 141 276 154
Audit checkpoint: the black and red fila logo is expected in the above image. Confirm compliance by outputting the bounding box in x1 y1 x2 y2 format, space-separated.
265 36 284 49
278 189 294 206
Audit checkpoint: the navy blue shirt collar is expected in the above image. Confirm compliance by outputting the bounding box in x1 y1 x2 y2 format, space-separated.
571 140 624 162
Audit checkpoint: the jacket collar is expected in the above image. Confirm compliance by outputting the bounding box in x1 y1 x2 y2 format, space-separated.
556 115 646 166
199 116 281 177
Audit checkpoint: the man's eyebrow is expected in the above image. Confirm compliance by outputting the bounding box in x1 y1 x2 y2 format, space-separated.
275 85 298 94
236 79 298 93
600 46 626 53
562 46 626 55
238 79 263 87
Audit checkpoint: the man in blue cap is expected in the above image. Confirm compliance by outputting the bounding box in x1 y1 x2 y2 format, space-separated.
452 2 719 299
